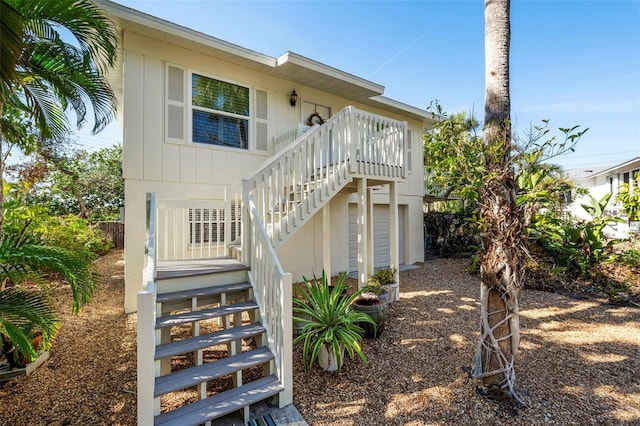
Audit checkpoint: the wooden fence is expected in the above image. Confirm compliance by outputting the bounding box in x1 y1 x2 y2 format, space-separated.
94 221 125 249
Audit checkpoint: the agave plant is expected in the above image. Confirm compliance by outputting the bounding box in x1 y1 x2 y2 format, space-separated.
293 271 375 371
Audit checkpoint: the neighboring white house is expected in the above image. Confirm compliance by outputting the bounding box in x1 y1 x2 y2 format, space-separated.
566 156 640 236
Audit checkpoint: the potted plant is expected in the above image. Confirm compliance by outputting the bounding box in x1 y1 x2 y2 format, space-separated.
293 271 376 372
351 296 385 338
367 267 398 305
360 283 389 304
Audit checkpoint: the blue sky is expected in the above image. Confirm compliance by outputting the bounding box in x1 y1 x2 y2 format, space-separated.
87 0 640 171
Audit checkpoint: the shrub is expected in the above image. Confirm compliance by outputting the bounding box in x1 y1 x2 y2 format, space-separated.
41 216 111 261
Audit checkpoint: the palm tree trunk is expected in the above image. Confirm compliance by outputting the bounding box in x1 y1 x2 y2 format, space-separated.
473 0 526 404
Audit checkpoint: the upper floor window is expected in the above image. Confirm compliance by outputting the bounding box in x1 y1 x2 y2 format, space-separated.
191 74 250 149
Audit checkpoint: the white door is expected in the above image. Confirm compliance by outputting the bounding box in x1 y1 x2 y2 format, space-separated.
348 204 405 272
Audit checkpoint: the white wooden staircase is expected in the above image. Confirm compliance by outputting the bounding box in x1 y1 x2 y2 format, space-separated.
137 106 407 425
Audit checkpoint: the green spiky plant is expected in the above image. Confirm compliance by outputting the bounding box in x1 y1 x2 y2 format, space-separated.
293 271 375 371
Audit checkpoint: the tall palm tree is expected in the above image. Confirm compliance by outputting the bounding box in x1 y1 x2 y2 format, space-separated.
473 0 526 404
0 0 118 234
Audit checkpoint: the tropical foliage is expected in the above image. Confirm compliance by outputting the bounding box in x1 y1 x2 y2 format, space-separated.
0 0 117 365
615 172 640 222
14 144 124 221
529 193 624 274
0 224 96 363
293 272 375 371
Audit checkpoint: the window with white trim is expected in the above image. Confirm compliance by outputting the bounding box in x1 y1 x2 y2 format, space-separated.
191 73 250 149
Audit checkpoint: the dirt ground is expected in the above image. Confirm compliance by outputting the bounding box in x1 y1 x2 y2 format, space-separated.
0 249 137 426
1 250 639 425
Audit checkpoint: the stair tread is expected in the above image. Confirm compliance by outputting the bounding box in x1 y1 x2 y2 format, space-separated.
155 322 266 360
154 375 283 426
157 282 252 303
156 301 259 329
154 347 275 396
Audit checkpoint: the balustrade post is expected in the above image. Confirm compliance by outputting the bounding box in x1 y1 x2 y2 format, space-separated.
279 272 293 406
402 121 408 179
241 179 251 266
348 106 357 173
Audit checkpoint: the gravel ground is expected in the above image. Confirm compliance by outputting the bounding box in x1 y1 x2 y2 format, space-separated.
0 249 137 426
1 252 639 425
293 259 640 425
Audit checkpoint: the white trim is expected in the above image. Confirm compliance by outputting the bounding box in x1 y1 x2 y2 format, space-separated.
369 95 433 121
276 51 384 94
98 0 276 67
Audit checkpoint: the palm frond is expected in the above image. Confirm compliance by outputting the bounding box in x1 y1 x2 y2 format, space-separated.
0 0 24 88
2 0 118 137
0 236 96 312
0 287 59 362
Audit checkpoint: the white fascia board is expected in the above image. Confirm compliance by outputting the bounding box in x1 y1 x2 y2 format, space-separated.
276 51 384 95
586 156 640 178
97 0 277 68
370 95 433 122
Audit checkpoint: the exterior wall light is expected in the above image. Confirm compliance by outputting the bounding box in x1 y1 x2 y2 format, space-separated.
290 89 298 107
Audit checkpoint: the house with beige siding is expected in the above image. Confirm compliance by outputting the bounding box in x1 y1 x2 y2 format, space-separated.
98 1 432 424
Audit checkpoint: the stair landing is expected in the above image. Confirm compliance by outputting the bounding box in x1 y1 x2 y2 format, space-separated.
156 257 248 280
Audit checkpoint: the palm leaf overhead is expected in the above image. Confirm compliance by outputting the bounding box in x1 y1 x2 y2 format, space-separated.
0 1 24 90
1 0 118 138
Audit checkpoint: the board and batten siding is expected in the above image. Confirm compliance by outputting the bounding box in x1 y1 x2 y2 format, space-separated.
123 52 271 188
120 29 428 312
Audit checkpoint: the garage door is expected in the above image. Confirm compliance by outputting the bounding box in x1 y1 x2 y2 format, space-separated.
348 204 405 272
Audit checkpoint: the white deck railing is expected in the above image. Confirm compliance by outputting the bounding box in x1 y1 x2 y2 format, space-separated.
138 192 159 424
272 123 314 154
245 195 293 406
351 107 406 178
156 199 229 261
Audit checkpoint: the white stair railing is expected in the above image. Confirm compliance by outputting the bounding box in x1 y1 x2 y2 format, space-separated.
244 194 293 407
272 123 314 154
138 193 159 425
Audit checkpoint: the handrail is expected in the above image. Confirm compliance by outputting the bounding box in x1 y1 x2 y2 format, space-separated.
138 192 158 424
245 194 293 406
272 123 315 154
